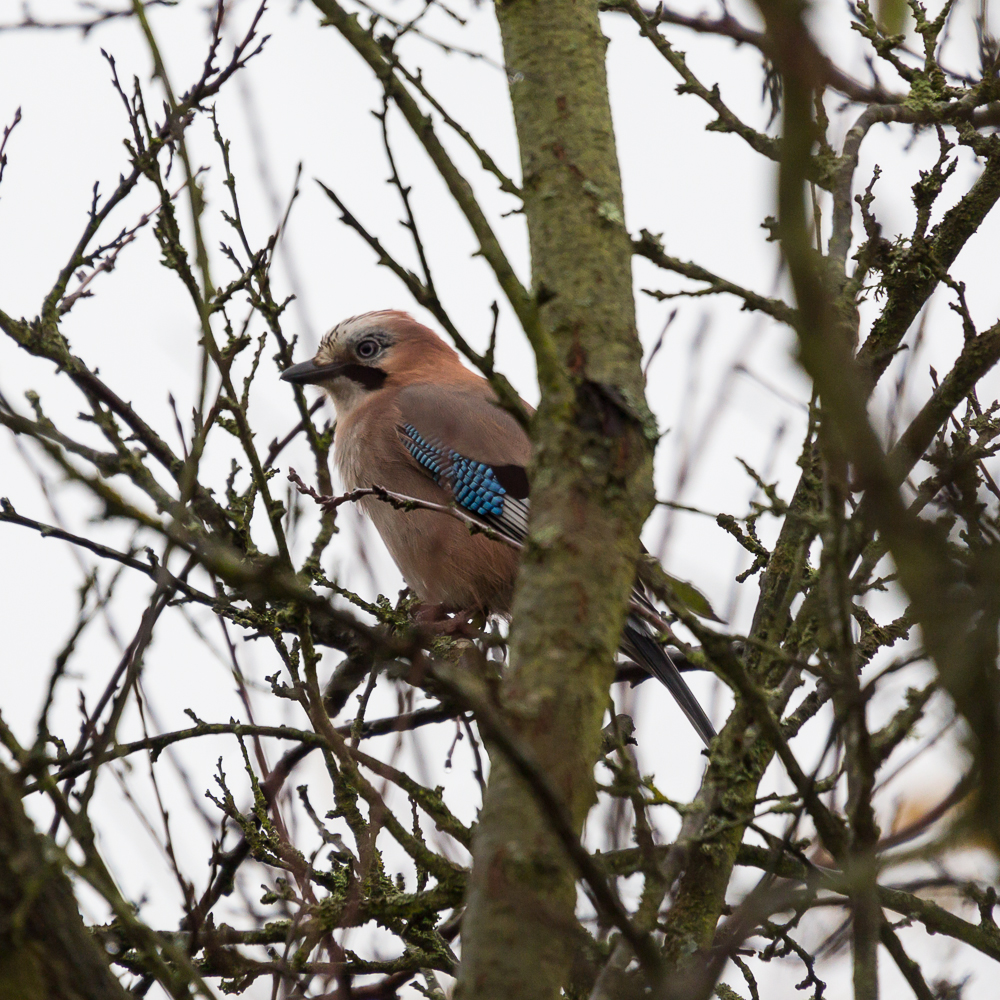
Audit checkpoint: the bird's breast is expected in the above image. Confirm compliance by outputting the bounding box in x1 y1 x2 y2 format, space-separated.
333 420 518 613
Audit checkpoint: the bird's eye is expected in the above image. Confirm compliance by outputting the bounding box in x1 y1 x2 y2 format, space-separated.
356 338 380 360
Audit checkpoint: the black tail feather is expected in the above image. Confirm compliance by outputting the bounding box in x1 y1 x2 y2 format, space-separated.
621 615 716 747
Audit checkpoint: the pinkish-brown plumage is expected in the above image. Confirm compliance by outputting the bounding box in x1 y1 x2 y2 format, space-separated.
297 311 528 612
280 311 716 745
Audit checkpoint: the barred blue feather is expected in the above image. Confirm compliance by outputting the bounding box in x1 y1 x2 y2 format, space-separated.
400 424 507 517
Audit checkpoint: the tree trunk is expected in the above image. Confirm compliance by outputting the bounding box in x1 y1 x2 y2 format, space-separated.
0 764 130 1000
456 3 654 997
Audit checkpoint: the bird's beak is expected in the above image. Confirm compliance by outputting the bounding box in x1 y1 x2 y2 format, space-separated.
280 359 345 385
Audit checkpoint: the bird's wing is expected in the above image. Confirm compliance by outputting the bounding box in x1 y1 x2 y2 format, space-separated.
395 382 531 545
396 381 716 746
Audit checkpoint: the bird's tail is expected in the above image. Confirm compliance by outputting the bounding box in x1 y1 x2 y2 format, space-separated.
621 615 716 747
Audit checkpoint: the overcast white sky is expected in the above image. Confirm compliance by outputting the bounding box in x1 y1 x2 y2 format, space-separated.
1 0 999 996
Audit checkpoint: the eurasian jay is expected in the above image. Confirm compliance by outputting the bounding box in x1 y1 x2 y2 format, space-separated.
281 310 715 746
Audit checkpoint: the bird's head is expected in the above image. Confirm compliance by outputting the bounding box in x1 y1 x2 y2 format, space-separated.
280 310 463 415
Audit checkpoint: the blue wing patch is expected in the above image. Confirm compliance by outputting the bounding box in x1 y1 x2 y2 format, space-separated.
397 423 530 543
401 424 507 517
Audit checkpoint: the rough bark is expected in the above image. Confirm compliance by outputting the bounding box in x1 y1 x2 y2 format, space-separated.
455 3 655 998
0 763 130 1000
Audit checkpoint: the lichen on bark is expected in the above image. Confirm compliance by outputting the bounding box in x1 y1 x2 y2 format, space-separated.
455 3 655 997
0 764 130 1000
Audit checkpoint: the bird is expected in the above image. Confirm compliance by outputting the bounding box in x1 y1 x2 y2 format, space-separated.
281 310 716 746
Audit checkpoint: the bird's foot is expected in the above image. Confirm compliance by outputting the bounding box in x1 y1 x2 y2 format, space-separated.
412 603 484 639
